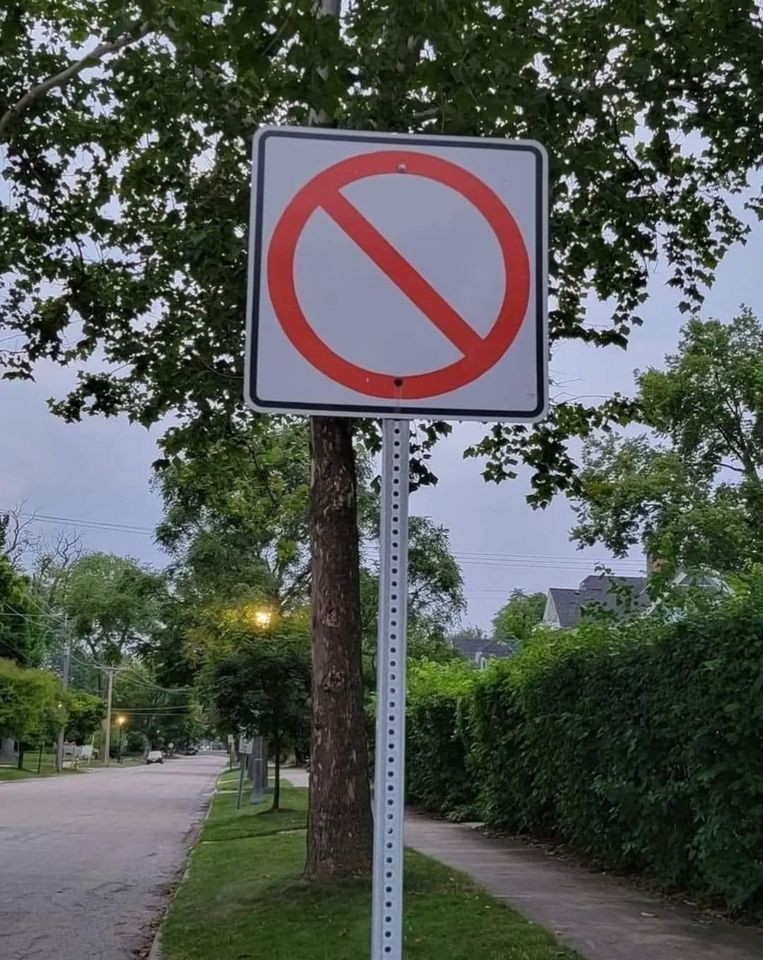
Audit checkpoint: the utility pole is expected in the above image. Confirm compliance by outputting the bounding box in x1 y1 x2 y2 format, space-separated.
55 625 71 773
102 666 117 766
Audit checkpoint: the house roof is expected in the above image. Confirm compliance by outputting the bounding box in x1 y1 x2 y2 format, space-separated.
548 575 649 628
450 633 516 662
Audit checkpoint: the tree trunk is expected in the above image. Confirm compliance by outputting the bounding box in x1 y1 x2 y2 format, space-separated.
17 744 25 770
305 417 373 878
272 731 281 812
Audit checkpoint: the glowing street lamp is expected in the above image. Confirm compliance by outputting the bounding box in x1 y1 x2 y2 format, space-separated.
253 609 273 629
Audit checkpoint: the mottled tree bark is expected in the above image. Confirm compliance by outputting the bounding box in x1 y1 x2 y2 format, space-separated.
305 417 373 878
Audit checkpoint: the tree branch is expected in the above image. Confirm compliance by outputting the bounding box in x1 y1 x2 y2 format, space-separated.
0 23 153 139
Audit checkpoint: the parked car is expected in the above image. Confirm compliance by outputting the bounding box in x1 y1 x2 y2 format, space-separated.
146 750 164 765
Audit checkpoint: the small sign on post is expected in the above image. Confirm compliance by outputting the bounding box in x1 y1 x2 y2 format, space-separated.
237 736 253 810
245 125 548 960
250 736 265 805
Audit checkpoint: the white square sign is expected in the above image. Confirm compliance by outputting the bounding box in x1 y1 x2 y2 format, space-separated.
245 126 547 421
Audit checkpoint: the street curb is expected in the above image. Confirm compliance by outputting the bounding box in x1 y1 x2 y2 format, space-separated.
144 774 221 960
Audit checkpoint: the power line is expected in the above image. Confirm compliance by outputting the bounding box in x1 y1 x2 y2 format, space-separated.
24 513 153 535
361 546 642 569
452 549 641 563
5 503 643 566
114 707 195 713
0 507 154 536
118 664 195 692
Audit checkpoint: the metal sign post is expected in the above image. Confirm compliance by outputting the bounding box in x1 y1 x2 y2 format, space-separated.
244 121 548 960
371 420 410 960
237 736 253 810
250 736 265 805
236 751 247 810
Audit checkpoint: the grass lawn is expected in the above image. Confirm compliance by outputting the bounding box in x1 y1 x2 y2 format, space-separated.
0 752 82 781
0 765 51 781
160 775 579 960
0 752 145 781
204 778 309 843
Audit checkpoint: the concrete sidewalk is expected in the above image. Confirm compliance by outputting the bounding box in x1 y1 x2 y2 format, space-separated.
281 770 762 959
405 813 762 960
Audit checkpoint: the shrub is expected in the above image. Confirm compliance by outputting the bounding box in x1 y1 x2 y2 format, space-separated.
406 659 477 817
414 578 763 915
0 658 64 755
64 690 105 743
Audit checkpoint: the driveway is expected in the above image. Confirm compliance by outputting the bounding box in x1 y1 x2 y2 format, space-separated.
0 753 226 960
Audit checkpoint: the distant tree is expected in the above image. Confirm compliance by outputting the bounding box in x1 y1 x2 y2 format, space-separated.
0 505 39 565
0 531 49 666
155 420 312 610
63 690 105 744
492 590 547 644
573 311 763 576
111 660 202 751
202 620 311 811
50 553 165 754
0 659 64 768
29 527 83 608
59 553 164 665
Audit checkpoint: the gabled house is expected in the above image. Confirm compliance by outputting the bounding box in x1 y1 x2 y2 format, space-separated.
542 570 729 629
542 574 650 628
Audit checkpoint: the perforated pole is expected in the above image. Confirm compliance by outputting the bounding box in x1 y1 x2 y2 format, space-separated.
371 419 410 960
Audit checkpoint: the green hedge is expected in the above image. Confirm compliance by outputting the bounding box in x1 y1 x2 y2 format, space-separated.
409 582 763 915
406 660 477 817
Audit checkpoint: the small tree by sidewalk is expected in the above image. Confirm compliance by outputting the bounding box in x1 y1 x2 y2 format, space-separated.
0 659 64 769
205 626 311 811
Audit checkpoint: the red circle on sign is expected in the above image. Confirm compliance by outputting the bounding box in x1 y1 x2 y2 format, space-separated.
267 150 530 400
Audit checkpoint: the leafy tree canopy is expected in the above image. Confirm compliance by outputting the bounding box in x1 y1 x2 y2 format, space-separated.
492 589 546 643
200 615 311 809
1 1 761 499
361 515 466 671
0 657 64 745
572 310 763 575
0 522 50 666
64 688 105 743
155 419 311 609
58 552 165 664
153 418 465 676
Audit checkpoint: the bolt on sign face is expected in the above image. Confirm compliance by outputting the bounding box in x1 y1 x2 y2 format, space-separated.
245 127 547 422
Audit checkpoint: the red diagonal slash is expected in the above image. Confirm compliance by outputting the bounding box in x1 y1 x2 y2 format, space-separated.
320 190 484 357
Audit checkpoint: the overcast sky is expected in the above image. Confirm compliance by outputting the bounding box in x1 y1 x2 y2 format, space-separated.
2 199 761 630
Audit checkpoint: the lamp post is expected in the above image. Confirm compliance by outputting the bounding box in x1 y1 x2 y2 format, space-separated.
116 715 126 764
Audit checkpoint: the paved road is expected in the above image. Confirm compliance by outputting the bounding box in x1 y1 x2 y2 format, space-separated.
0 753 226 960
